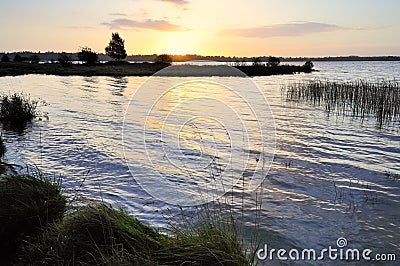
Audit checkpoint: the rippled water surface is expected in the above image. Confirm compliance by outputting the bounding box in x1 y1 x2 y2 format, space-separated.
1 61 399 264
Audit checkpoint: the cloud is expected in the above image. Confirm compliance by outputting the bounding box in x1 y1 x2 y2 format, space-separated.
158 0 189 9
102 18 186 31
221 22 343 38
110 13 128 17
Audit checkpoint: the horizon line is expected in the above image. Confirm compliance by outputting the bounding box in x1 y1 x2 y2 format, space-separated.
1 51 400 59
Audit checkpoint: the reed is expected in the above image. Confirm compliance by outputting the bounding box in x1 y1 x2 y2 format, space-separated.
284 79 400 128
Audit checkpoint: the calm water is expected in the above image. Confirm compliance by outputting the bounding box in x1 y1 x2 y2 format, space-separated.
1 61 399 265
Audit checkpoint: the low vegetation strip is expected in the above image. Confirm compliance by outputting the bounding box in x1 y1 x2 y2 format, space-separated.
0 62 169 77
235 63 313 76
0 61 313 77
283 79 400 128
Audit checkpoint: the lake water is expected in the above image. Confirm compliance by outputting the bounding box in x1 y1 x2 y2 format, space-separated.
1 61 399 265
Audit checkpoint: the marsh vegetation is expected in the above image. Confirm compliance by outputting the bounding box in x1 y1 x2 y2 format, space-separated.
0 92 41 124
284 79 400 128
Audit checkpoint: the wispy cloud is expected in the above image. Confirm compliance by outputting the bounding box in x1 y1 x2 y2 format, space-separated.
221 22 343 38
158 0 189 9
110 12 128 17
102 18 186 31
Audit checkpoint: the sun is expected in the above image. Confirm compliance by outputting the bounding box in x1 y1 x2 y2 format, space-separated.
159 32 199 55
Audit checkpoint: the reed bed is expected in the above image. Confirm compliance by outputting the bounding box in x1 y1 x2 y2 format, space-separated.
284 80 400 128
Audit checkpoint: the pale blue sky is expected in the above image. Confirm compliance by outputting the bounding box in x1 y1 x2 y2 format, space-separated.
0 0 399 56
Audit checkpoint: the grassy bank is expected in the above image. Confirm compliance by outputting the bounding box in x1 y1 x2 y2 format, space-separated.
0 173 66 265
283 79 400 128
0 62 169 77
0 173 251 265
0 61 313 77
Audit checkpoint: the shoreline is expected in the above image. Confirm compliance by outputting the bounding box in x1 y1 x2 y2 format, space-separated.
0 62 169 77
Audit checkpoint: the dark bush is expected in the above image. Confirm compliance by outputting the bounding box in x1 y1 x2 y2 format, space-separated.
303 60 314 72
0 93 39 124
58 54 72 67
155 54 172 64
1 54 10 62
13 54 23 62
78 47 98 65
267 56 280 67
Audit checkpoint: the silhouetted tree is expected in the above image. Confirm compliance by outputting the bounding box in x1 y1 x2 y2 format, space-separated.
105 33 127 60
155 54 172 64
1 54 10 63
267 56 280 67
78 47 98 65
13 54 23 62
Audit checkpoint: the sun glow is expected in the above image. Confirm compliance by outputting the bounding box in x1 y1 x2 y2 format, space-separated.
159 32 200 55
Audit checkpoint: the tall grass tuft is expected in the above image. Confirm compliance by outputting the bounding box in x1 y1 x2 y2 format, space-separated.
17 203 164 265
284 79 400 128
0 92 40 124
159 215 250 265
17 203 250 265
0 173 66 265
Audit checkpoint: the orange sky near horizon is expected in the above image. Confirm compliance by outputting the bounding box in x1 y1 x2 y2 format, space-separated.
0 0 399 57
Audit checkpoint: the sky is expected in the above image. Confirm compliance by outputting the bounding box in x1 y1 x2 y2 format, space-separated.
0 0 399 57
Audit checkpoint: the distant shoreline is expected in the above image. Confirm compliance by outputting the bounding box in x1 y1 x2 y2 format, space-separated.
1 52 400 63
